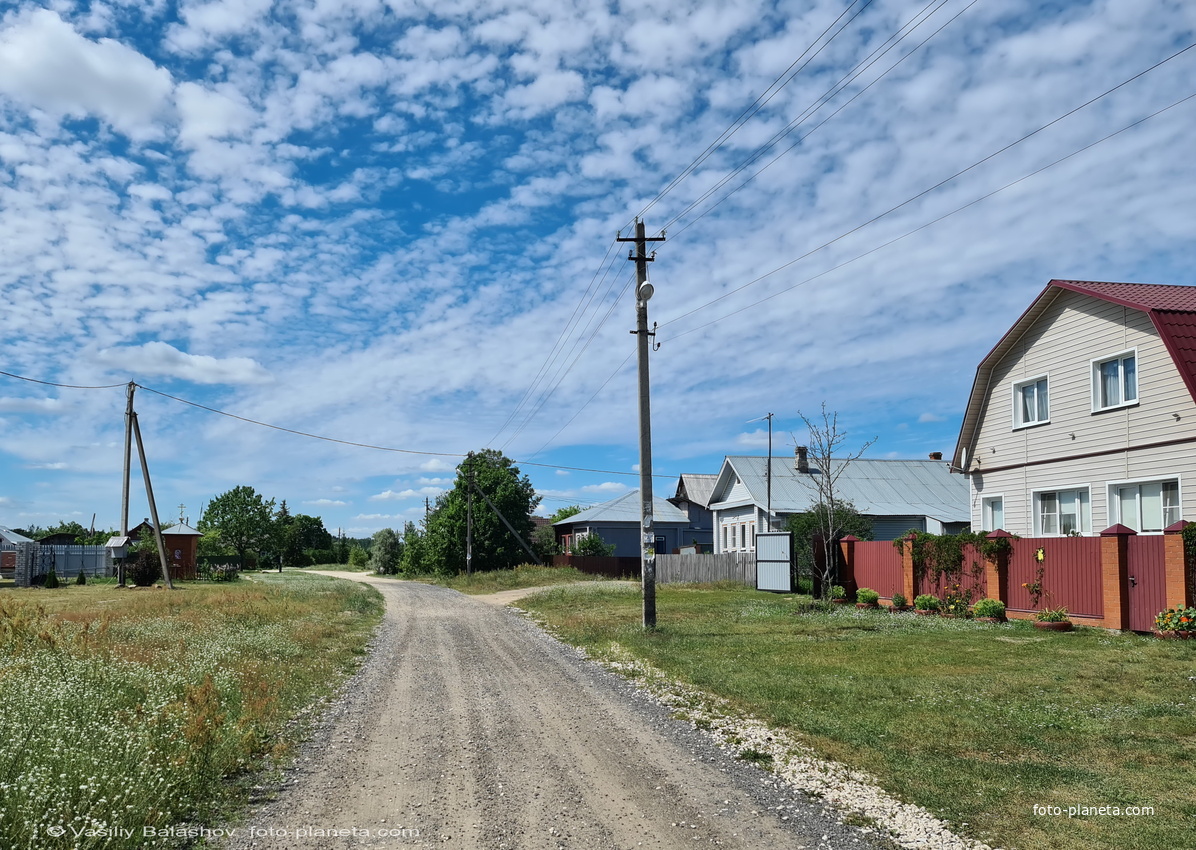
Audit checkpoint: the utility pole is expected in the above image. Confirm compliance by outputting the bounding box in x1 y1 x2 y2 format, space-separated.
617 217 665 628
119 382 135 586
765 413 774 532
130 409 173 590
465 451 474 575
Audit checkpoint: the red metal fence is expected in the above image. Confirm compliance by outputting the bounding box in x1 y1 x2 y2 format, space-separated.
1006 537 1102 617
851 542 903 597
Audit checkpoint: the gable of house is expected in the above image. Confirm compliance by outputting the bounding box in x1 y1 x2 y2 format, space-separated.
953 279 1196 535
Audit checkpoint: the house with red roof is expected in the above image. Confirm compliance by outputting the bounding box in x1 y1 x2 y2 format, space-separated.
952 279 1196 536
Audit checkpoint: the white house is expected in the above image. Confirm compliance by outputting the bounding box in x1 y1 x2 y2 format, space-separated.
952 279 1196 536
708 451 969 553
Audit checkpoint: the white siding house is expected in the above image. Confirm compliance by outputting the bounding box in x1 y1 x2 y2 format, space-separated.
952 279 1196 536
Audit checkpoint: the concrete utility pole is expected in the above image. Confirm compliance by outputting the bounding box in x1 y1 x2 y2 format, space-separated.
617 217 665 628
765 412 774 533
466 451 474 575
130 410 173 590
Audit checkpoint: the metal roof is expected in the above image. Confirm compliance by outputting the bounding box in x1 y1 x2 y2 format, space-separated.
0 526 35 545
554 490 691 526
952 279 1196 469
673 473 718 507
710 456 969 522
161 522 202 536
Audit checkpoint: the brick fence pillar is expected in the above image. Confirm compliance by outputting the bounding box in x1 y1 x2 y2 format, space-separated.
1163 521 1191 608
839 535 858 597
984 529 1013 604
901 532 916 602
15 542 36 588
1099 524 1136 630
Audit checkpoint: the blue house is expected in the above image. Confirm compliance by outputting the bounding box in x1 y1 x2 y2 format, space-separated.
554 490 693 557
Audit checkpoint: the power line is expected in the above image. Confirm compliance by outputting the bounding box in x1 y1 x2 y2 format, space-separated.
661 0 972 237
663 88 1196 342
632 0 878 226
659 40 1196 331
0 369 126 390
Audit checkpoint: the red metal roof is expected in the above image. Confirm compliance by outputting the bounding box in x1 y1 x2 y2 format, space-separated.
1052 280 1196 312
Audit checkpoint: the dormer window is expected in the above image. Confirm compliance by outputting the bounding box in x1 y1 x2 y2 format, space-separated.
1013 376 1049 428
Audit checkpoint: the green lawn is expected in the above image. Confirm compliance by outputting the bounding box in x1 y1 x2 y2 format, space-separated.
0 573 383 849
520 583 1196 850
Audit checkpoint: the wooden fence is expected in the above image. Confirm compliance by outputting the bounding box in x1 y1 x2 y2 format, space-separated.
657 552 756 585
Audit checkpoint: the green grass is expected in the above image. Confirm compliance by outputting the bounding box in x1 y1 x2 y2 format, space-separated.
521 583 1196 850
0 573 383 849
410 564 619 595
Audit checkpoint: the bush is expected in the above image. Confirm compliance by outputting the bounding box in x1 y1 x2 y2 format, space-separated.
914 594 940 611
973 598 1006 619
831 584 846 600
571 534 616 557
891 592 908 608
856 587 880 605
347 545 369 568
127 551 161 587
43 568 60 589
75 568 87 586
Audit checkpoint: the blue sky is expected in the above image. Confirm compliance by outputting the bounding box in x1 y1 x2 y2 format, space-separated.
2 0 1195 537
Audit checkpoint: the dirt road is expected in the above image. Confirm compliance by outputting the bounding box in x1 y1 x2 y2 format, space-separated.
226 574 884 849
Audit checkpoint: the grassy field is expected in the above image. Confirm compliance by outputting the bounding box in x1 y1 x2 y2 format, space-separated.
0 573 383 849
520 583 1196 850
409 564 617 595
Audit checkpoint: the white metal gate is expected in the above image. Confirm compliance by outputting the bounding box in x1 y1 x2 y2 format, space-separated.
755 532 793 592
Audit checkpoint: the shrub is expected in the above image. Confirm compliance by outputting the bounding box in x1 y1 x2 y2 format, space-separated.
972 598 1006 619
43 568 60 589
347 545 369 568
831 584 846 600
75 568 87 586
914 594 940 611
127 551 161 587
890 592 908 608
856 588 880 605
572 533 617 557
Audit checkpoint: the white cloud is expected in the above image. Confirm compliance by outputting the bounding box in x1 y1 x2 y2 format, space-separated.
370 486 444 501
0 9 173 140
304 498 347 506
917 412 946 423
581 481 629 495
95 341 271 385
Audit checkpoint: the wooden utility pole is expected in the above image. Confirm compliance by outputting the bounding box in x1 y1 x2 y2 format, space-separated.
617 218 665 628
118 382 136 586
131 412 173 589
465 451 474 575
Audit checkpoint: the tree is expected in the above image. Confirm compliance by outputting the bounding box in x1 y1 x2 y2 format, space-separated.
370 528 403 575
398 522 428 574
794 404 876 600
786 501 873 588
198 485 276 567
571 532 616 557
424 449 541 573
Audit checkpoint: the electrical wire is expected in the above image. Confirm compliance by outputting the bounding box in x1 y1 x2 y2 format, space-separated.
0 370 127 390
661 0 972 237
659 39 1196 331
632 0 878 226
663 88 1196 342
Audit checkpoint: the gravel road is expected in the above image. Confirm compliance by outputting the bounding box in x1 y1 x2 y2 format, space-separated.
225 574 890 850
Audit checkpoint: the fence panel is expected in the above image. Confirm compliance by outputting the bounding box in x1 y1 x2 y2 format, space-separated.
851 541 903 598
913 544 989 601
656 553 756 585
1006 537 1102 617
552 554 641 578
33 545 112 580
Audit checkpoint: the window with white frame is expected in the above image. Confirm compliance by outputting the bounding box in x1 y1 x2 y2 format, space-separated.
1034 488 1090 536
722 524 729 551
1013 376 1049 427
1092 350 1137 411
1113 480 1179 533
981 496 1004 531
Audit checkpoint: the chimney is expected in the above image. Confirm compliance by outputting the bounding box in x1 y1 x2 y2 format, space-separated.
796 445 810 474
929 451 943 461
